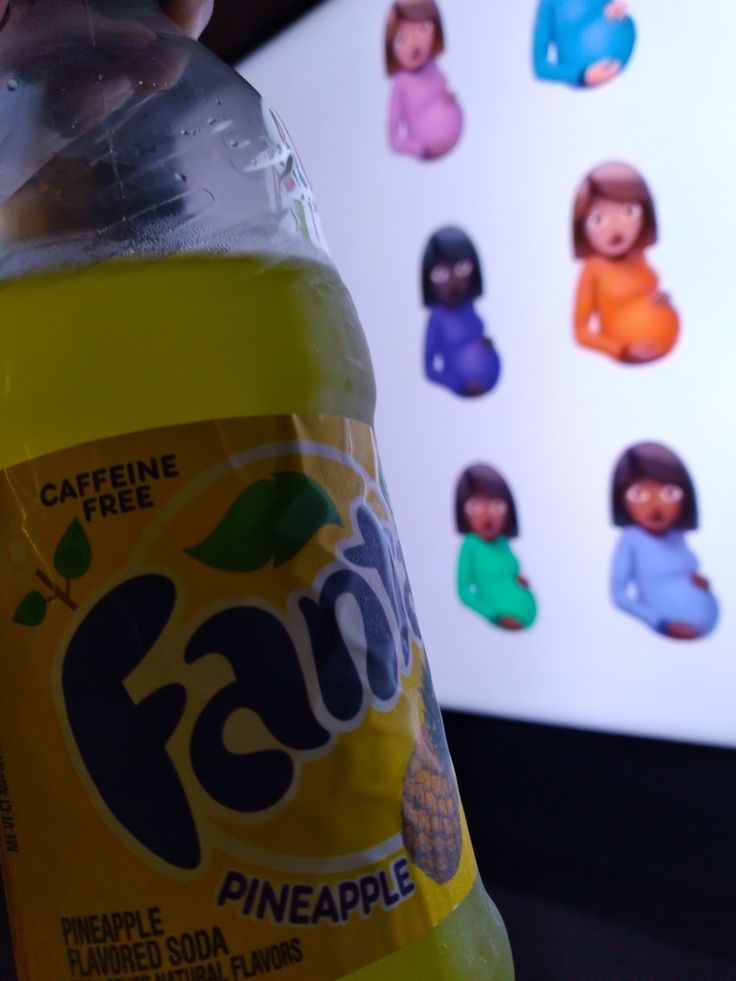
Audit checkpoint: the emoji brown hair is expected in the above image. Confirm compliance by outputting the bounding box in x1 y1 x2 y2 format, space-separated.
385 1 445 76
573 162 658 260
611 442 698 530
455 464 519 537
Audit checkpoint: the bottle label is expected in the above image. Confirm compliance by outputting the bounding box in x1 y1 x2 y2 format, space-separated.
0 415 476 980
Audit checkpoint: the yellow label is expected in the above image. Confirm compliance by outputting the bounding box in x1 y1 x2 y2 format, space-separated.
0 415 475 981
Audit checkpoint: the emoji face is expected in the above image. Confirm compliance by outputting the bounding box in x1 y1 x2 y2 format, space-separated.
584 196 644 258
624 479 685 534
464 495 508 541
429 258 476 308
392 19 436 71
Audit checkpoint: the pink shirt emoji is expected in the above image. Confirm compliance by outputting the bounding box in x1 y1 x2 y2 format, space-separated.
388 60 463 160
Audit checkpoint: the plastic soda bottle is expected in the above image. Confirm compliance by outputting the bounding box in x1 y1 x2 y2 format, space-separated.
0 2 514 978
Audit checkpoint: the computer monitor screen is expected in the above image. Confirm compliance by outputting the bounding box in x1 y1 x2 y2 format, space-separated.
240 0 736 748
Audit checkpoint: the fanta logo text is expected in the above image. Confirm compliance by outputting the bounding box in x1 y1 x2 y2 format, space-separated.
60 502 421 871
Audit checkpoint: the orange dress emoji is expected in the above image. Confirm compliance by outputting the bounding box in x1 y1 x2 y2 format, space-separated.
574 253 679 363
572 161 679 365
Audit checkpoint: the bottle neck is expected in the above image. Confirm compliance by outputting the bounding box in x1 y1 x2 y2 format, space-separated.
0 1 330 279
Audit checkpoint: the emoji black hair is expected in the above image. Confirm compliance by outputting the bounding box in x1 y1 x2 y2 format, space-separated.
422 226 483 307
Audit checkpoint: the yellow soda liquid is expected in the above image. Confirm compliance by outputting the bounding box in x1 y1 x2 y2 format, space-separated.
0 253 514 980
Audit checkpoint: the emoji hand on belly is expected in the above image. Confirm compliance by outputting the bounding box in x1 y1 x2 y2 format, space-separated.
605 1 629 20
663 621 701 640
584 58 622 86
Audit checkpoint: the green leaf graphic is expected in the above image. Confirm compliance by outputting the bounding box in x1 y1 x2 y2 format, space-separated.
54 518 92 580
12 591 47 627
270 472 342 565
185 472 342 573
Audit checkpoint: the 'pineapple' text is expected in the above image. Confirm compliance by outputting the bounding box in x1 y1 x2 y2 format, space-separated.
216 857 416 926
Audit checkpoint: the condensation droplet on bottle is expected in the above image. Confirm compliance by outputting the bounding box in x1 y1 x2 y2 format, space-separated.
174 172 187 182
6 78 18 92
208 118 217 126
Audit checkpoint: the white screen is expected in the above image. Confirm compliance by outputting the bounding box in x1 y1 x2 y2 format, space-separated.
240 0 736 748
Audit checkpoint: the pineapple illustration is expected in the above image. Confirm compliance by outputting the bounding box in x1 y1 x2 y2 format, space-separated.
401 659 463 884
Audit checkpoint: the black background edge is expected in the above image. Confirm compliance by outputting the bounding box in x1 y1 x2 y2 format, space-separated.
200 0 329 65
442 709 736 961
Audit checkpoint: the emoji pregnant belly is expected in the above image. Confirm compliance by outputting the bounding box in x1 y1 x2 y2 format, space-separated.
579 15 636 70
415 97 463 151
610 295 680 351
648 577 719 633
452 339 500 395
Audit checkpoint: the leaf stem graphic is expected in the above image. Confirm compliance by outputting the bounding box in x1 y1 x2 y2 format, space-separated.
35 570 77 611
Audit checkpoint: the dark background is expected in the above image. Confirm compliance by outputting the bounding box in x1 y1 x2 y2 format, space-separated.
444 711 736 980
200 0 326 64
3 3 736 978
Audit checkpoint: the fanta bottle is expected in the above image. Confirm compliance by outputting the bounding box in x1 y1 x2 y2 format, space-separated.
0 3 514 978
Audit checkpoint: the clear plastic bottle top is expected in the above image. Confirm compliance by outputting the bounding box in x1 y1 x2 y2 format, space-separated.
0 0 329 279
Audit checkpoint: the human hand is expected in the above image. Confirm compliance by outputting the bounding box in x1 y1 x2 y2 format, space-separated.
161 0 214 38
584 58 622 86
605 1 629 20
663 621 700 640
